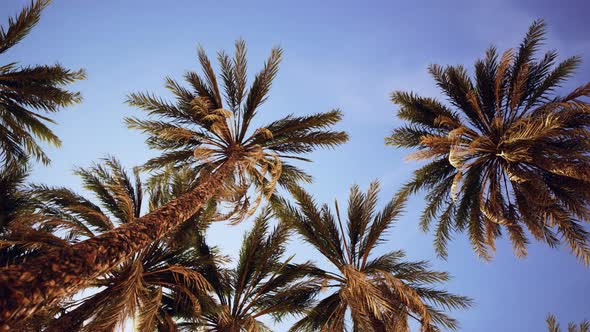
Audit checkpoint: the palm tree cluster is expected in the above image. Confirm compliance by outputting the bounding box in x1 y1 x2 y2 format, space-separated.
3 162 471 331
0 0 588 331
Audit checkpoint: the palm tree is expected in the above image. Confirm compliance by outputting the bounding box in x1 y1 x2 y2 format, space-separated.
547 314 589 332
0 163 33 236
0 41 347 328
181 207 320 332
29 158 212 331
0 162 68 265
0 0 86 166
47 241 211 332
30 157 143 242
124 40 347 222
386 20 590 263
276 182 472 331
0 163 68 332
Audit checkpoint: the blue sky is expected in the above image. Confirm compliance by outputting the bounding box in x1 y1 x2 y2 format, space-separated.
2 0 590 330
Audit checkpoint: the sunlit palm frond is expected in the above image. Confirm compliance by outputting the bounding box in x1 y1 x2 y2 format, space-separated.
126 40 348 223
278 183 472 331
187 207 320 331
387 19 590 264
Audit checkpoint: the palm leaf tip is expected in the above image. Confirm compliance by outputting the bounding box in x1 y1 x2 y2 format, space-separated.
546 314 590 332
0 0 51 54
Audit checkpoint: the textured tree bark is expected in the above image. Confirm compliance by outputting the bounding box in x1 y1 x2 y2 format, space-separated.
0 157 237 330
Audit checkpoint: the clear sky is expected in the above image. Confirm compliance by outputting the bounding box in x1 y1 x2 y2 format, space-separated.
2 0 589 331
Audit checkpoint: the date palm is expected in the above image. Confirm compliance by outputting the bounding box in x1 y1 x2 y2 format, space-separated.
0 41 347 328
0 0 85 165
0 162 76 331
276 182 472 331
0 162 68 266
32 158 212 331
29 158 142 241
125 39 347 221
547 314 589 332
182 207 320 332
47 241 212 332
386 20 590 263
0 163 34 237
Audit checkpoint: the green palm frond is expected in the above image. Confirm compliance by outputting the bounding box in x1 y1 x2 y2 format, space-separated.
387 19 590 264
0 162 32 232
28 157 142 244
287 292 344 332
73 157 140 224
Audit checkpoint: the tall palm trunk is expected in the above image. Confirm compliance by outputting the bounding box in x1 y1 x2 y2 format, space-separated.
0 157 237 330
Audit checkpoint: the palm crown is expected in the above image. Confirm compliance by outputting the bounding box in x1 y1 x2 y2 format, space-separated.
126 39 348 221
183 208 320 331
387 20 590 263
32 158 212 331
276 182 472 331
0 0 85 165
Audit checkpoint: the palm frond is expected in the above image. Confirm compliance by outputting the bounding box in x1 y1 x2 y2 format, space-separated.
278 183 472 331
0 2 86 165
388 19 590 264
0 0 50 54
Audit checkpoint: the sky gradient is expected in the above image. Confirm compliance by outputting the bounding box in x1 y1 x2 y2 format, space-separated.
2 0 589 330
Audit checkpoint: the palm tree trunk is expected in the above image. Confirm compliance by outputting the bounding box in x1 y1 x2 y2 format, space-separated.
0 157 237 329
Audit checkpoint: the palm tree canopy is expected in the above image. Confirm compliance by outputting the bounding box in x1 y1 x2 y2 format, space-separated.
0 163 31 232
49 240 212 332
386 19 590 264
126 39 348 222
276 182 472 331
547 314 590 332
0 0 85 165
0 40 347 329
0 162 77 331
30 157 142 241
31 157 213 331
0 162 70 266
182 207 320 332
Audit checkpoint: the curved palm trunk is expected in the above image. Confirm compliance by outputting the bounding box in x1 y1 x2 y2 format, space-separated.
0 157 236 329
